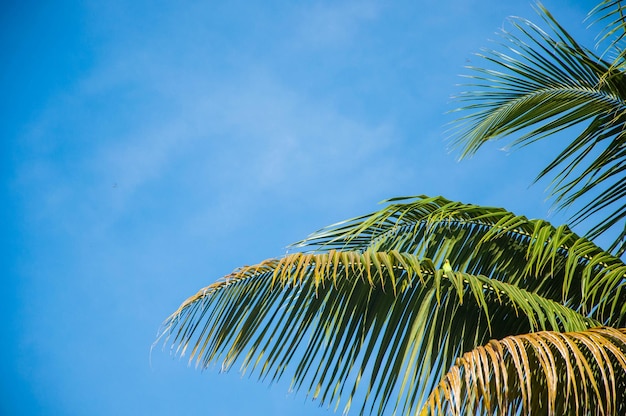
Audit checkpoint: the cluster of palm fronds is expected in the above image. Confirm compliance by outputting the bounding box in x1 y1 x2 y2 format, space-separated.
158 196 626 414
452 3 626 257
157 2 626 415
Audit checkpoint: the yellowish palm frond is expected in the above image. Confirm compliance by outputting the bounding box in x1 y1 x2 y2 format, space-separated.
157 250 597 415
422 327 626 415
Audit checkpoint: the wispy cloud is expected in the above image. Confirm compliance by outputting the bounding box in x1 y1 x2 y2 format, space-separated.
17 50 399 242
293 0 381 47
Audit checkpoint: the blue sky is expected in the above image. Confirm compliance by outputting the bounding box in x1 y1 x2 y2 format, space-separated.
3 1 600 415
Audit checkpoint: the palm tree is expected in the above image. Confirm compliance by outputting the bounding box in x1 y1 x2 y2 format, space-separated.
156 2 626 415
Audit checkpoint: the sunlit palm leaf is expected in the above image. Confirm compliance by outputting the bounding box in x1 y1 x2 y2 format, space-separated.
157 251 596 415
421 327 626 415
297 195 626 326
452 5 626 256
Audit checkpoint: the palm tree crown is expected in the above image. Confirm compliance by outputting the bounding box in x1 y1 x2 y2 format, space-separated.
157 2 626 415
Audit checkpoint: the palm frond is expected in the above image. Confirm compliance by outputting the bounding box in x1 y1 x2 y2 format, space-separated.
156 250 596 415
296 196 626 326
452 5 626 256
589 0 626 63
421 327 626 416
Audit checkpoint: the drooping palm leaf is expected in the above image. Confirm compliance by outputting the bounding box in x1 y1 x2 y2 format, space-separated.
156 250 596 415
451 5 626 256
297 195 626 326
421 327 626 415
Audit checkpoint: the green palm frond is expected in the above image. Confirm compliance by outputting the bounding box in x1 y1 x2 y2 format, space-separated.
297 196 626 326
452 5 626 256
421 327 626 416
156 250 596 415
590 0 626 63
